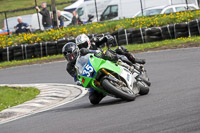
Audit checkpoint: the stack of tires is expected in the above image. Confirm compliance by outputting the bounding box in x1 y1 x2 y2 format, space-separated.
161 25 172 40
33 43 44 57
0 36 78 63
13 45 24 60
0 48 3 62
168 24 176 39
145 27 162 43
117 28 132 45
43 41 58 56
111 30 118 46
174 22 189 38
188 19 200 36
24 44 35 59
131 28 146 44
2 47 14 62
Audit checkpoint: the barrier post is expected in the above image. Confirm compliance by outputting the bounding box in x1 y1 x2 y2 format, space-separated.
196 19 200 34
140 0 144 16
51 0 58 28
7 47 9 61
167 25 172 39
140 28 145 43
4 12 10 36
35 0 41 31
185 0 189 10
94 0 98 22
114 35 118 46
124 29 129 45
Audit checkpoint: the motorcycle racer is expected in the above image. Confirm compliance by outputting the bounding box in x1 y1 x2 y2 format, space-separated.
63 34 147 104
75 34 146 64
63 42 106 104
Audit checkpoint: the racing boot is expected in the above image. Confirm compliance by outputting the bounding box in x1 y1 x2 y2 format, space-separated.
116 46 146 64
134 58 146 64
89 88 105 105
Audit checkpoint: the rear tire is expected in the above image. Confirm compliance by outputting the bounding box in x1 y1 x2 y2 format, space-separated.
102 79 136 101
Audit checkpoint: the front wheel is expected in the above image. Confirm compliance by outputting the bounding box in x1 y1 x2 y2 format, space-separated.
137 81 150 95
102 79 136 101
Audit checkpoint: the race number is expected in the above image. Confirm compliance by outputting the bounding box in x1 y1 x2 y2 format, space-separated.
82 64 94 77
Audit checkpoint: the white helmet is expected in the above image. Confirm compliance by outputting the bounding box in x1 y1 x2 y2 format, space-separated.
75 34 91 49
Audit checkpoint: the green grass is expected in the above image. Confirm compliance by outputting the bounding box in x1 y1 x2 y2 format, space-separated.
0 0 73 12
124 36 200 51
0 54 64 69
1 35 200 69
0 0 72 28
0 86 40 111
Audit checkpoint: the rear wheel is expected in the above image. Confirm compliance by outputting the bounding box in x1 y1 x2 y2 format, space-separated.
102 79 136 101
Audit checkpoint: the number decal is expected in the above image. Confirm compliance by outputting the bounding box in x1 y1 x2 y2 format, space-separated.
85 64 93 72
82 64 94 77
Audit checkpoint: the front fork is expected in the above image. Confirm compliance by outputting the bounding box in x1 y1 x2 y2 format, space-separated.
95 69 126 87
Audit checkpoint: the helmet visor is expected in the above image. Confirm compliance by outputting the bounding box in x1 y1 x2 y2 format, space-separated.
66 52 77 61
78 42 89 49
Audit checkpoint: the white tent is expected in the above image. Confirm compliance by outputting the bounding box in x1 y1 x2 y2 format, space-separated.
64 0 90 12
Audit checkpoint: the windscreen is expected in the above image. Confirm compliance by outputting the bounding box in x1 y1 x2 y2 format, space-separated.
75 54 90 74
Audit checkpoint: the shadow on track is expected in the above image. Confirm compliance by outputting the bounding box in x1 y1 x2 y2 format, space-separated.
45 97 128 113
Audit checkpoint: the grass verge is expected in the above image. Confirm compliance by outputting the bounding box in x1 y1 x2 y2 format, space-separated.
0 54 64 69
0 86 40 111
0 0 72 12
1 36 200 69
125 36 200 52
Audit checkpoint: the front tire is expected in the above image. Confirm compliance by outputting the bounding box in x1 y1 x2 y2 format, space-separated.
137 81 150 95
102 79 136 101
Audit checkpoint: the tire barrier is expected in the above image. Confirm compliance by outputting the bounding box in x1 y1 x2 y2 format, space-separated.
118 29 132 45
33 43 44 58
13 45 24 60
188 19 200 36
161 25 172 40
145 27 162 43
44 41 58 56
132 28 146 44
1 19 200 63
24 44 34 59
174 22 189 39
0 37 74 62
111 30 118 46
2 47 14 62
114 19 200 46
0 48 3 62
117 28 146 45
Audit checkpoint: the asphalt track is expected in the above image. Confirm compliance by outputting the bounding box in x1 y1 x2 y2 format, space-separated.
0 47 200 133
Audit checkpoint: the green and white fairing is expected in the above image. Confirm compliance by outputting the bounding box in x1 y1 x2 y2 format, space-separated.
75 53 138 95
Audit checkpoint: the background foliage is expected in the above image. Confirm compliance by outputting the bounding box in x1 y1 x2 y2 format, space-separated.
1 10 200 48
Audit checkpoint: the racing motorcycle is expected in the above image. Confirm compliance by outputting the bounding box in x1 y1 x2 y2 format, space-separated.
75 49 150 101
